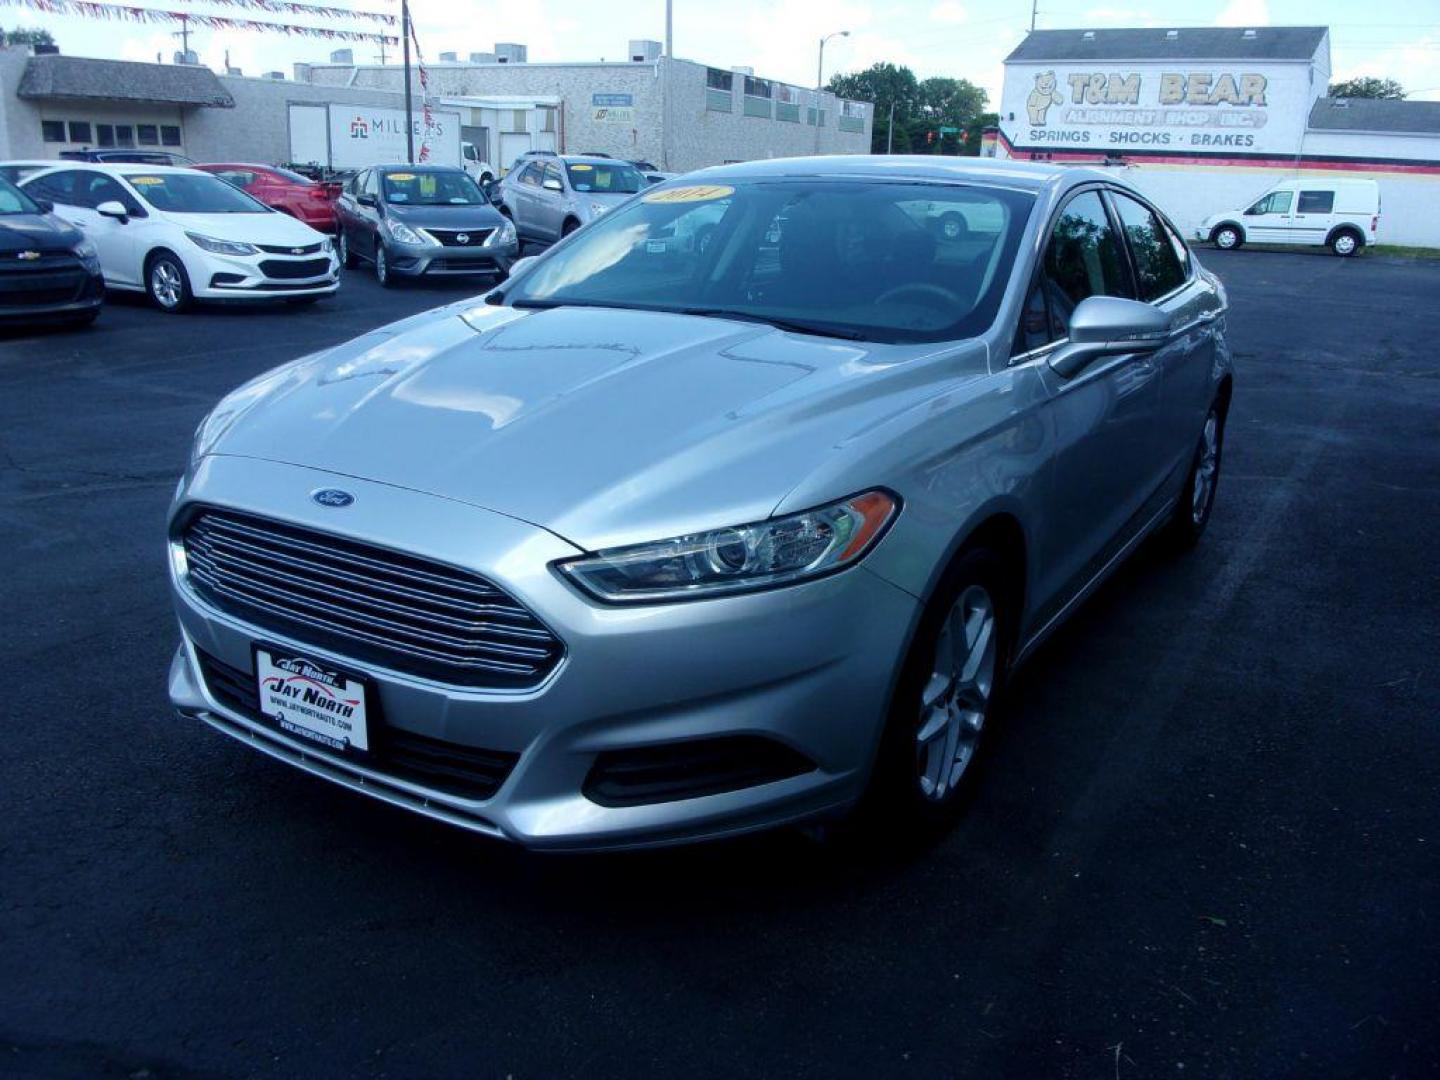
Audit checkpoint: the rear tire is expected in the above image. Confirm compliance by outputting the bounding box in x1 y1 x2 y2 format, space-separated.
1162 401 1225 549
853 547 1014 841
338 229 357 269
1212 224 1242 251
145 251 192 314
1330 229 1362 257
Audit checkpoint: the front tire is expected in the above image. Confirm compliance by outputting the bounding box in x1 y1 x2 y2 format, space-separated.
1330 229 1362 257
374 244 395 288
859 548 1013 837
1212 224 1242 251
146 251 192 313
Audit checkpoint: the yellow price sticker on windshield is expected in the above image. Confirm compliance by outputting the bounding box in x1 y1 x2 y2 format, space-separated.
569 163 594 171
128 176 164 186
387 172 416 182
642 185 734 204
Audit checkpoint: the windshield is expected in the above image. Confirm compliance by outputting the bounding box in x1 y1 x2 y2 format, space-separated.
382 170 485 205
0 176 41 215
565 161 644 195
504 179 1034 343
124 172 268 213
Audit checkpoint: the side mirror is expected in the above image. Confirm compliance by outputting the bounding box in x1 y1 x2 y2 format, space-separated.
479 178 495 201
31 197 53 214
96 200 129 221
357 193 378 208
542 177 563 192
1048 296 1170 379
1243 207 1260 216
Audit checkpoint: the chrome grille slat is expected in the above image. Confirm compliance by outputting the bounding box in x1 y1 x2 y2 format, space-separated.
192 515 504 601
182 509 564 688
186 531 536 626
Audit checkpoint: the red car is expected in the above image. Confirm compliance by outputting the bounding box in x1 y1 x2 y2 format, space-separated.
195 163 341 233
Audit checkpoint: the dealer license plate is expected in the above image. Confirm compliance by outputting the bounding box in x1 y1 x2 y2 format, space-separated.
253 647 370 753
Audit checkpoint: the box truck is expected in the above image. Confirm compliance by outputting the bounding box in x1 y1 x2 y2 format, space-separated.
288 103 493 180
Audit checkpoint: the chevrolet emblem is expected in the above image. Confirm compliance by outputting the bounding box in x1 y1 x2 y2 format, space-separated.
17 250 41 261
291 247 305 255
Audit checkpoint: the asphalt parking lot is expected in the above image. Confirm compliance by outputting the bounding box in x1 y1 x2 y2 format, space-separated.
3 249 1437 1078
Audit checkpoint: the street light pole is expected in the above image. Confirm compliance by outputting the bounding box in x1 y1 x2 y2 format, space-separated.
814 29 849 155
401 0 414 164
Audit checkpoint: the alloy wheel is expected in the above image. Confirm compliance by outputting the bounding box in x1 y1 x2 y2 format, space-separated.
151 260 182 308
337 231 347 265
916 584 996 802
1192 412 1220 524
1334 233 1357 256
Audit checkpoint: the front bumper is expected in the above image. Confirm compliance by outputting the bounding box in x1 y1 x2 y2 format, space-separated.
167 456 918 850
0 267 103 321
385 238 517 278
188 248 340 300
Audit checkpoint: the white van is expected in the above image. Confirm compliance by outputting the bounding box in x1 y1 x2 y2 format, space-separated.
1197 178 1380 257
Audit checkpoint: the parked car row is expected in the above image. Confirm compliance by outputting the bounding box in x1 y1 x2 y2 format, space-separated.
0 157 523 325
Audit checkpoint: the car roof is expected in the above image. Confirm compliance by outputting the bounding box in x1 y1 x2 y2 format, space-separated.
673 155 1098 193
559 155 633 166
28 162 199 175
369 163 467 173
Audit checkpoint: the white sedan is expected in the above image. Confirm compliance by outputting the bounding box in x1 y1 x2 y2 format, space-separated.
21 164 339 312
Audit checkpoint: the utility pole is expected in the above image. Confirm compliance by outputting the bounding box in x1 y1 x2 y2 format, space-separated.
886 99 895 154
401 0 414 163
375 37 389 65
171 15 191 61
1030 0 1038 33
662 0 673 170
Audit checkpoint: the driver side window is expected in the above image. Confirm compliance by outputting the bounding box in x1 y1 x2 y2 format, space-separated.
1250 191 1292 215
1014 189 1132 356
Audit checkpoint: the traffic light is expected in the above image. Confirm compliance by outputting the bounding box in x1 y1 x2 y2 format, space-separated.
926 130 935 146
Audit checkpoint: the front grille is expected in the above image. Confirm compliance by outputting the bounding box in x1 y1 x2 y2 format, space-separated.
0 258 86 308
584 737 816 807
425 228 495 247
194 649 519 800
181 509 564 689
258 258 331 280
257 241 325 255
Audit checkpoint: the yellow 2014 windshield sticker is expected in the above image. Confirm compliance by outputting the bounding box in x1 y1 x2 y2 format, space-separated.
128 176 164 186
643 184 734 204
387 172 416 182
569 163 594 171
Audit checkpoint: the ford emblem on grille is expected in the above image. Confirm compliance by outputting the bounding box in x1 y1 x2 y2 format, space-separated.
456 233 470 244
311 488 355 508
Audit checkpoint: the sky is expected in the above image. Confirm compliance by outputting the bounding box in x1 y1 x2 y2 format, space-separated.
7 0 1440 104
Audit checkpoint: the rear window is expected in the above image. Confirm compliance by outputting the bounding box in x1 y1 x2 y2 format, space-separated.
1297 190 1335 214
564 161 644 194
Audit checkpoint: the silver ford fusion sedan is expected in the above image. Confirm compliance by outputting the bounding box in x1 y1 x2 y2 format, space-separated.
167 157 1232 850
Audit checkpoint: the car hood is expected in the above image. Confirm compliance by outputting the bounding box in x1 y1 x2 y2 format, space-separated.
202 302 976 551
160 210 323 244
0 213 81 252
386 202 506 229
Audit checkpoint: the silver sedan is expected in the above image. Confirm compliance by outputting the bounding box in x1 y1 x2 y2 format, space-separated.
167 157 1233 850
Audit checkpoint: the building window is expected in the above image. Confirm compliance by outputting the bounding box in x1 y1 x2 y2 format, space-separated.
705 67 733 113
68 120 91 143
509 109 527 133
541 107 556 132
839 100 865 133
742 75 773 118
775 85 801 123
137 124 159 146
96 123 116 147
706 67 733 92
115 125 135 147
160 125 182 146
41 120 66 142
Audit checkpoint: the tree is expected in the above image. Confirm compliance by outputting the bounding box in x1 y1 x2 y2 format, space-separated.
3 27 55 48
829 63 920 154
828 64 989 155
1328 76 1406 100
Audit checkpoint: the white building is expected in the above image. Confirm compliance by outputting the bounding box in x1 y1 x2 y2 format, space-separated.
996 26 1440 247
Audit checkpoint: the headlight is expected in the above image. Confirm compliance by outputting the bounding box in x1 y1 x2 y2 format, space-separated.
385 220 426 245
557 490 898 603
72 239 100 265
185 232 259 256
320 237 334 253
485 218 517 246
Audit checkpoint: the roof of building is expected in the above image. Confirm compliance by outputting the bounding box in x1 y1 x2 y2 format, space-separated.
1308 96 1440 135
18 56 235 107
1005 26 1328 63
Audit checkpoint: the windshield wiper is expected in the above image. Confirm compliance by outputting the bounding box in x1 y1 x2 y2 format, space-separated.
510 297 640 312
678 308 867 341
